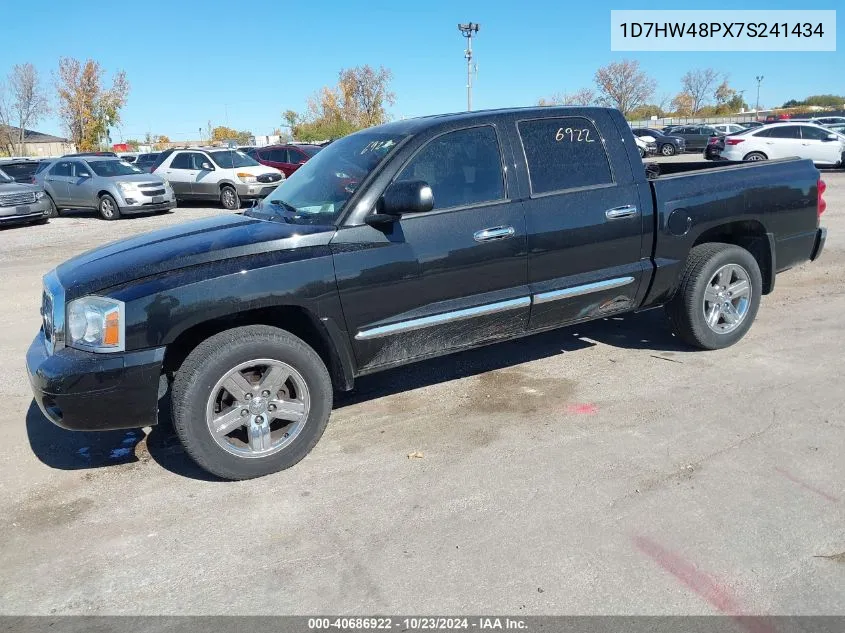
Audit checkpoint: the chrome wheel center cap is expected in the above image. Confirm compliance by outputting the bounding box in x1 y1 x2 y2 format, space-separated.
248 397 268 415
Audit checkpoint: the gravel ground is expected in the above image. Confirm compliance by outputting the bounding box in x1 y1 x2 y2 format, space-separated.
0 157 843 616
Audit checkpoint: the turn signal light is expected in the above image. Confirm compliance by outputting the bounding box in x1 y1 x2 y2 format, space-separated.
818 179 827 217
103 310 121 346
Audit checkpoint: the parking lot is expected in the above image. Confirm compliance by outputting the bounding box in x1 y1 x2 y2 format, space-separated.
1 158 843 616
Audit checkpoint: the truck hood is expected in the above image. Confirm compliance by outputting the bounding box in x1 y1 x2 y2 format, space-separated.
56 214 336 298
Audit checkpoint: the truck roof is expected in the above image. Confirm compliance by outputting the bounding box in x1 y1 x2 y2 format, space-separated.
370 106 614 135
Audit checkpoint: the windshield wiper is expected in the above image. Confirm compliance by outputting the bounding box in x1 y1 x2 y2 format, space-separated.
267 199 299 215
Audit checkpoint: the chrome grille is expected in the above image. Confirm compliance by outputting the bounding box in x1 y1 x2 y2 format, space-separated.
0 191 36 206
143 189 166 197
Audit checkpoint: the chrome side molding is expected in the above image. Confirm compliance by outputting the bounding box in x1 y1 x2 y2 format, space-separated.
355 296 531 340
533 276 635 305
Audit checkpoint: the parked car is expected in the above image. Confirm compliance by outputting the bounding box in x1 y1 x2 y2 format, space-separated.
807 116 845 127
665 125 720 151
0 158 48 184
26 106 828 479
119 153 138 163
62 151 119 158
631 128 686 155
34 156 176 220
151 148 284 209
247 144 322 177
739 121 766 129
719 123 845 165
634 135 654 157
826 123 845 136
764 114 791 123
0 167 53 226
704 134 726 160
134 153 161 172
711 123 747 136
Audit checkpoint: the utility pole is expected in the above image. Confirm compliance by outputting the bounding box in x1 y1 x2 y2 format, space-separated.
458 22 480 111
755 75 764 112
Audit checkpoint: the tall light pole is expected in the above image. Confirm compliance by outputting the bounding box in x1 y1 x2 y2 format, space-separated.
755 75 764 112
458 22 480 111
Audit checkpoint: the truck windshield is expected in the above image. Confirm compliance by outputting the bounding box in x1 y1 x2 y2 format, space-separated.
246 131 407 225
209 150 260 168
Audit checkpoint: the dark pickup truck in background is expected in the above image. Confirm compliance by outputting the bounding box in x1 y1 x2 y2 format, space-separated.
27 106 828 480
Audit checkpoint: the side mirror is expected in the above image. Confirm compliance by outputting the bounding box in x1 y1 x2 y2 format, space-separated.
78 171 91 178
382 180 434 215
823 133 838 142
201 162 214 170
366 180 434 226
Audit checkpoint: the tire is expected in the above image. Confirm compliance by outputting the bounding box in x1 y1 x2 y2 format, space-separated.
220 185 240 210
661 143 676 156
98 193 121 220
171 325 333 480
45 195 59 218
666 243 762 350
743 152 767 162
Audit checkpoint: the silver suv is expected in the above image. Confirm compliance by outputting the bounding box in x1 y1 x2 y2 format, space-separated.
35 157 176 220
152 148 283 209
0 167 52 226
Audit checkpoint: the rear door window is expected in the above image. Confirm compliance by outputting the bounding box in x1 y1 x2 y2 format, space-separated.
518 117 613 194
170 153 193 169
758 126 800 139
49 161 73 177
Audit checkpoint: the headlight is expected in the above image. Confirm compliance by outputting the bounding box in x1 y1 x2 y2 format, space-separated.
35 191 46 200
117 182 141 194
237 172 257 183
66 296 125 352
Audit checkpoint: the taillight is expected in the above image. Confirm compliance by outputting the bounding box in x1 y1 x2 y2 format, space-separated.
818 179 826 217
726 138 745 146
708 137 719 145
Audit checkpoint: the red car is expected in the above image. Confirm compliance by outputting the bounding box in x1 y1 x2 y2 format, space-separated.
247 144 322 177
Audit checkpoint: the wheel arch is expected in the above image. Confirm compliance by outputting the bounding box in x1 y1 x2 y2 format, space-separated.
743 151 768 161
162 304 355 392
692 220 774 294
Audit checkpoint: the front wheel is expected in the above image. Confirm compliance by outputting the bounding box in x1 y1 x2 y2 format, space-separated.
666 243 762 350
45 195 59 218
98 194 121 220
743 152 767 162
171 325 333 480
638 146 645 158
220 185 240 210
661 143 676 156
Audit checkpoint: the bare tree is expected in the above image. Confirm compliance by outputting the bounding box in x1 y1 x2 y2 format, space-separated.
593 60 656 115
538 88 596 107
681 68 720 114
0 63 50 155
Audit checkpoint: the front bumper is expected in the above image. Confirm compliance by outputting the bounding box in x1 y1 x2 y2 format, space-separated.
26 330 165 431
121 199 176 215
235 182 279 199
0 197 51 224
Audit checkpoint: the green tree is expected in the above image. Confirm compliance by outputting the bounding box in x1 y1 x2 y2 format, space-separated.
55 57 129 151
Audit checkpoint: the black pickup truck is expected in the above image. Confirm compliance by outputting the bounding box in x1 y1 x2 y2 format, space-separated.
27 106 828 480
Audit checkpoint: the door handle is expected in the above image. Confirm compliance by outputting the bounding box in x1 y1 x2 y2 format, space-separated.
473 225 515 242
605 205 638 219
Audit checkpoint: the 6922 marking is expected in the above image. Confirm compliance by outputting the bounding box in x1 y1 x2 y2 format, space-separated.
555 127 595 142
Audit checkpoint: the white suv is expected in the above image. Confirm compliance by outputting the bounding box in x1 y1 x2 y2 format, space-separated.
152 148 284 209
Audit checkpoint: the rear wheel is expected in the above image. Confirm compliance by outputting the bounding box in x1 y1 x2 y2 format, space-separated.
220 185 240 210
98 194 121 220
666 243 762 350
661 143 676 156
171 325 332 480
743 152 767 162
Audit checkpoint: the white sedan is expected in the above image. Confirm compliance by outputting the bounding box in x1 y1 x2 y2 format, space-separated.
720 123 845 166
